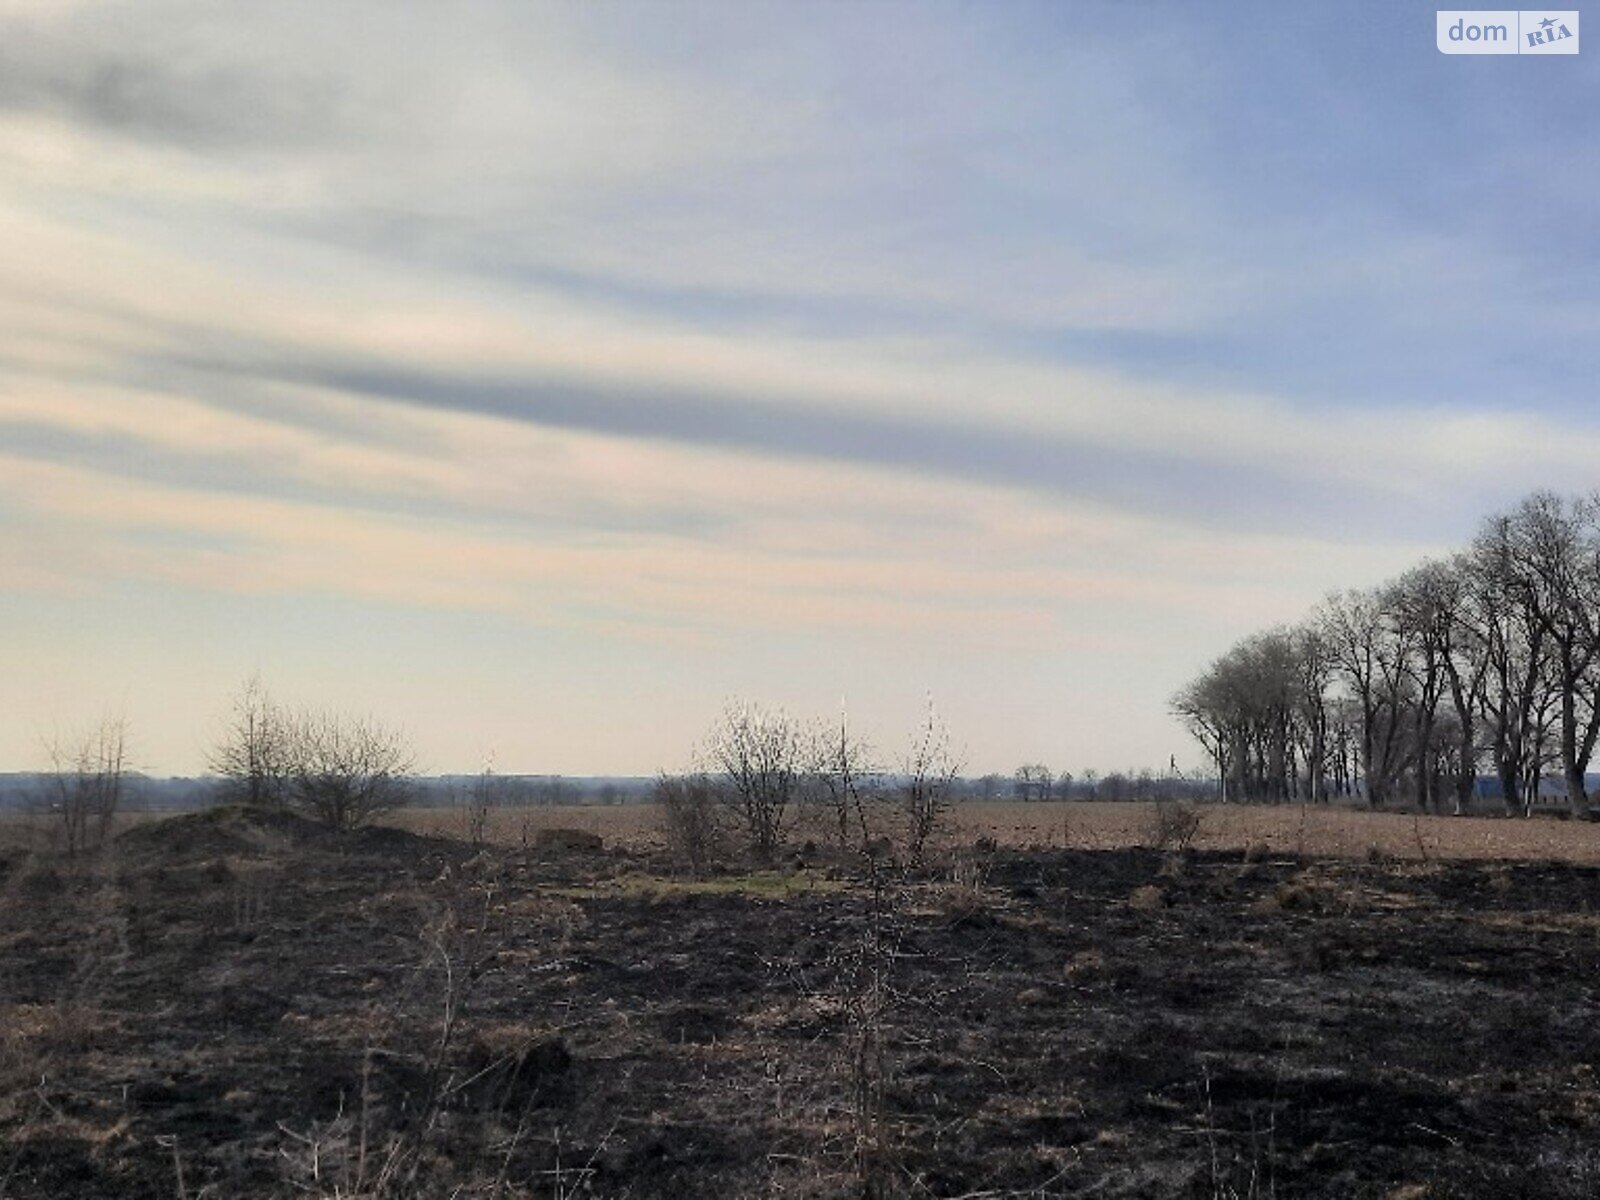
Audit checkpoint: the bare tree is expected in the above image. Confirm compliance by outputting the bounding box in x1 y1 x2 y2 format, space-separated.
209 674 292 810
1320 589 1414 809
1173 628 1303 804
287 711 416 832
1496 492 1600 820
1386 562 1470 814
1291 623 1335 803
1176 492 1600 822
1467 519 1549 815
1012 763 1053 802
459 758 503 848
812 706 879 851
1172 667 1236 801
44 716 128 856
702 701 804 858
902 699 960 867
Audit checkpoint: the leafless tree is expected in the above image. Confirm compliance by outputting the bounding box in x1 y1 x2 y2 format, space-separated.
209 674 292 810
811 706 879 851
1319 589 1415 809
702 701 804 858
287 710 416 832
1495 492 1600 819
902 699 960 867
1173 627 1305 804
1466 520 1549 815
44 716 128 856
1289 623 1336 803
1177 491 1600 821
1386 562 1475 814
1012 763 1053 802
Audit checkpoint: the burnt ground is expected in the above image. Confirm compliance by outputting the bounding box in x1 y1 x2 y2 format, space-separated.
2 808 1600 1198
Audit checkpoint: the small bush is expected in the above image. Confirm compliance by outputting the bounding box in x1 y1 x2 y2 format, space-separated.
533 828 603 853
655 774 725 875
1129 884 1167 911
1145 800 1203 852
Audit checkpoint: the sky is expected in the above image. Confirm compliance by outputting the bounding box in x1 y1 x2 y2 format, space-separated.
1 0 1597 778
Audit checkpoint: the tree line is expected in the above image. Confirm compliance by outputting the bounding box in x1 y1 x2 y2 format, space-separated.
1174 491 1600 819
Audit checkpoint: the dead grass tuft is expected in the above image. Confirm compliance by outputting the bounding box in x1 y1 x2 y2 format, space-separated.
1128 884 1167 911
1145 800 1204 853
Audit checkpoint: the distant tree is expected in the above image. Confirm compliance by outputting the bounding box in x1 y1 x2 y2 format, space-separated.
209 674 292 809
902 699 961 866
531 776 570 806
1173 628 1303 804
1320 590 1413 809
1468 521 1551 815
1495 492 1600 820
459 760 504 848
811 706 879 850
44 716 128 856
1012 764 1053 802
1176 489 1600 822
1099 771 1131 802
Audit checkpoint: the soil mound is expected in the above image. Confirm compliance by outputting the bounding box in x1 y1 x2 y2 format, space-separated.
117 805 448 861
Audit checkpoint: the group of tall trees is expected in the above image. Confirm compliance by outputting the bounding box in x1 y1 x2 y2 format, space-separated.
1174 492 1600 818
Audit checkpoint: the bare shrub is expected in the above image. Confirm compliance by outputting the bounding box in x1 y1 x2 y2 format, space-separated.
655 773 724 875
42 717 128 857
209 674 292 810
457 762 508 849
810 710 880 852
287 711 416 832
901 700 961 868
1146 799 1204 852
701 701 804 859
845 865 894 1196
533 827 603 852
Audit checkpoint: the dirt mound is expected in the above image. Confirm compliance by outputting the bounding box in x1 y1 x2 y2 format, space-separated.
116 805 450 861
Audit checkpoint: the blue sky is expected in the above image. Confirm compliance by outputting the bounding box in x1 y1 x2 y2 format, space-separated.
1 0 1596 776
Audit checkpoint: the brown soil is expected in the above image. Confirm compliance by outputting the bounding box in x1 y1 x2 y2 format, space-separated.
2 806 1599 1198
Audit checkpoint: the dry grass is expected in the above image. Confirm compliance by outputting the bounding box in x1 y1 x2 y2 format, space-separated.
981 800 1600 863
381 800 1600 865
384 803 666 852
11 797 1600 865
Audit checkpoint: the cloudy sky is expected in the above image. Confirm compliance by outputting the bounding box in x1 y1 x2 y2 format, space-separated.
1 0 1596 777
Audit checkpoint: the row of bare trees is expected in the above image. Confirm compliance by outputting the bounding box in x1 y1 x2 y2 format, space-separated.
210 676 415 831
1174 492 1600 818
662 699 963 866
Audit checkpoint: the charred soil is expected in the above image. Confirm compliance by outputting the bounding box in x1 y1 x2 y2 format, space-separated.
2 807 1599 1198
